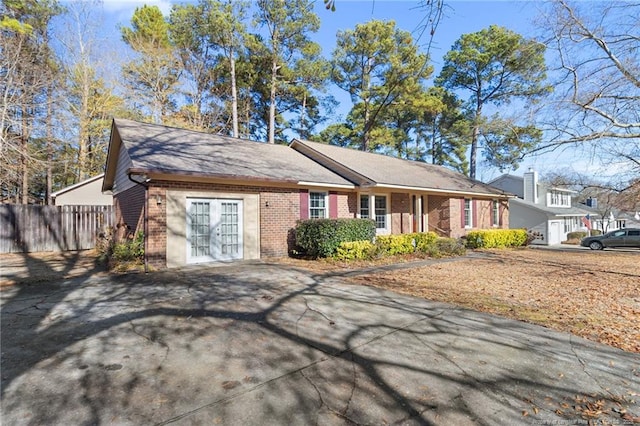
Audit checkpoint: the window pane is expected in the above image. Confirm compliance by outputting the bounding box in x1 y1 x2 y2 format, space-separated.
375 196 386 229
464 199 472 227
360 195 369 219
310 192 327 219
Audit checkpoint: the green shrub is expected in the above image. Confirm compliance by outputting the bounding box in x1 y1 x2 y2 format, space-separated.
434 238 467 257
414 232 438 252
334 240 376 261
566 231 587 241
591 229 602 236
295 218 376 257
112 232 145 261
375 234 414 255
465 229 528 248
375 232 439 256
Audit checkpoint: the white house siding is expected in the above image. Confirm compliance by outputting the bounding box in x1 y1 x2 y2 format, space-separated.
508 202 550 245
53 178 113 206
489 175 524 198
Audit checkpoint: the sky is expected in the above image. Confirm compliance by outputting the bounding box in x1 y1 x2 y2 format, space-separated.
83 0 596 182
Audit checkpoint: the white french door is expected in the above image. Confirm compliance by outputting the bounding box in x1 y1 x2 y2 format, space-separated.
186 199 243 263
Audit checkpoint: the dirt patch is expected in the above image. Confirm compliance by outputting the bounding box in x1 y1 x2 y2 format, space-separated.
0 250 108 286
282 249 640 353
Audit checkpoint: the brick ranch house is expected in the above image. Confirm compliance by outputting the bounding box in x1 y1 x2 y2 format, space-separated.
102 119 511 268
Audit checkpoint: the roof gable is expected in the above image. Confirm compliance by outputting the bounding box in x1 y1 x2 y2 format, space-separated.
104 119 353 189
52 173 105 197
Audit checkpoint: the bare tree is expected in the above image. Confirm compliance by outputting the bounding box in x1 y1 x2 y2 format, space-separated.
534 0 640 184
1 1 61 203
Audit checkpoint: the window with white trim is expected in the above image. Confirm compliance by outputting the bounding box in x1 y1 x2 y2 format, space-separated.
359 194 388 232
492 200 499 226
464 198 472 228
374 195 387 230
359 194 370 219
548 190 571 207
309 191 327 219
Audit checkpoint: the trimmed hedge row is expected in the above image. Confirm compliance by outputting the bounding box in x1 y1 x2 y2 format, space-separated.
295 218 376 257
465 229 528 248
333 232 465 261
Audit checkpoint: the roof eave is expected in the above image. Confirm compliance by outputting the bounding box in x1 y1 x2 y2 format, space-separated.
370 183 511 198
128 168 354 189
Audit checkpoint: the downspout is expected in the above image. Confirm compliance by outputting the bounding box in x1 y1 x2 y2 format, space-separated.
128 172 150 273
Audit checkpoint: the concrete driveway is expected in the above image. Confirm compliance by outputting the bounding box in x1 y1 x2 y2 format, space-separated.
1 260 639 425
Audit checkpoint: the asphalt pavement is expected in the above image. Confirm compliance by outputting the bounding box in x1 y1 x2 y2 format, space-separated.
1 260 638 425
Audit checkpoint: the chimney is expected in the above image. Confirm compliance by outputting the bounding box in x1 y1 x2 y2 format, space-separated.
523 168 538 203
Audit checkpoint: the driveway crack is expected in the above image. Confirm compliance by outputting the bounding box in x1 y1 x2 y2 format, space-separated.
569 334 616 398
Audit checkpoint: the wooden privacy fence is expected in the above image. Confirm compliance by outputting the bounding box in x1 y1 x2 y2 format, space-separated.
0 205 115 253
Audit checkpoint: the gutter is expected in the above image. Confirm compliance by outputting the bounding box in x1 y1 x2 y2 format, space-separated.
128 172 150 274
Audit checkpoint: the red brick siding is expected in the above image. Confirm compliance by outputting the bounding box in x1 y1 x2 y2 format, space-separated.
499 200 509 228
147 186 167 268
259 190 300 257
141 178 510 268
343 192 357 217
147 181 303 266
428 195 453 237
391 193 411 234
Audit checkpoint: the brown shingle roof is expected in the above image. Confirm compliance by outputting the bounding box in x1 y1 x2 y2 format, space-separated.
113 119 353 187
291 139 507 197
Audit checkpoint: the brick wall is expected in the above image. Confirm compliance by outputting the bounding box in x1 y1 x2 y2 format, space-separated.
141 178 510 268
259 190 300 257
147 186 167 267
338 192 357 218
427 195 453 236
391 193 411 233
147 180 329 266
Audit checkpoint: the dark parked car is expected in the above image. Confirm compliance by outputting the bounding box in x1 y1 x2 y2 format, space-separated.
581 228 640 250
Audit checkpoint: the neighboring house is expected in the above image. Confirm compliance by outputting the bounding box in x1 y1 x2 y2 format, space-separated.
581 200 640 232
103 119 511 268
489 169 595 245
51 173 113 206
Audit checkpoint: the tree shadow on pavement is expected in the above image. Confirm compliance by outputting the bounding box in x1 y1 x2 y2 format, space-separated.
1 261 638 425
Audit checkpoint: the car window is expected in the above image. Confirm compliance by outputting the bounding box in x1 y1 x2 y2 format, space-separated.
628 230 640 236
612 230 626 237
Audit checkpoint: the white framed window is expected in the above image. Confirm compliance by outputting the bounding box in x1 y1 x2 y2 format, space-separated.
359 194 389 233
309 191 327 219
374 195 387 230
548 190 571 207
492 200 499 226
359 194 370 219
464 198 472 228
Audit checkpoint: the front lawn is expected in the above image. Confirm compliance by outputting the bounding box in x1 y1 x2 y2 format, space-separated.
285 249 640 353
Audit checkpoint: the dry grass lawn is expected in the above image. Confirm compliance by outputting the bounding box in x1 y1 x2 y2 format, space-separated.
285 248 640 353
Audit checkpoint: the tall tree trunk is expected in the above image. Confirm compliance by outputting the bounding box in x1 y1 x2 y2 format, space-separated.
20 108 28 204
362 102 370 152
78 65 90 182
230 50 239 138
361 58 372 151
300 93 307 139
470 101 482 180
46 83 53 205
268 58 277 144
431 116 438 164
